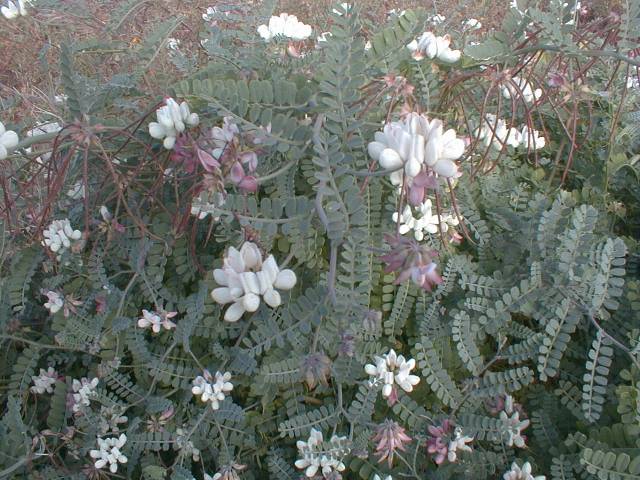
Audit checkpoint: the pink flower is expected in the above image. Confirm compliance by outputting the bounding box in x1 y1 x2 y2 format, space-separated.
407 171 438 206
426 419 452 465
381 235 443 291
197 147 221 173
372 419 412 467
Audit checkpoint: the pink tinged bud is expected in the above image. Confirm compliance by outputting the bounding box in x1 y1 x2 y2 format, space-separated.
408 185 425 206
229 162 246 184
197 148 220 172
240 151 258 172
287 43 301 58
238 175 258 193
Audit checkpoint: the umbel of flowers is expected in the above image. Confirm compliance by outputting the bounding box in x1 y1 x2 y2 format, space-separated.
426 419 474 464
365 349 420 405
367 112 465 204
0 121 19 159
295 428 349 478
407 32 461 63
211 241 297 322
148 97 199 150
89 434 128 473
42 219 83 258
191 370 233 410
257 13 312 41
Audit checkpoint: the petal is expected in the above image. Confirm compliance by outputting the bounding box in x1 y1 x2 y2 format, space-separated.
274 269 296 290
213 268 228 286
263 288 281 308
432 159 458 177
379 148 403 169
211 287 233 304
242 293 261 312
367 141 386 160
0 131 19 150
224 302 245 322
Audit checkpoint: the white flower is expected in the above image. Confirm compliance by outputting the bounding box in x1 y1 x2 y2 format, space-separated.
1 0 29 19
66 182 85 200
25 121 62 163
295 428 349 478
364 41 372 51
30 367 57 394
429 14 446 25
0 121 19 160
519 126 546 150
499 395 530 448
407 32 461 63
43 291 64 314
42 219 83 258
475 114 521 149
462 18 482 30
503 461 546 480
392 205 418 238
148 97 199 150
627 74 639 90
373 475 393 480
368 112 465 184
447 428 473 462
192 370 233 410
98 406 128 434
71 377 99 413
365 349 420 399
502 76 542 103
387 9 405 18
175 428 200 461
137 309 177 333
316 31 332 44
211 242 297 322
332 2 351 15
166 37 180 51
257 13 312 42
89 434 128 474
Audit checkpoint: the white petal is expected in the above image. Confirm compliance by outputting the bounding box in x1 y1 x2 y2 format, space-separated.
274 269 296 290
432 159 458 177
224 302 245 322
242 293 260 312
263 288 281 308
211 287 233 304
367 141 386 160
148 122 165 139
379 148 403 169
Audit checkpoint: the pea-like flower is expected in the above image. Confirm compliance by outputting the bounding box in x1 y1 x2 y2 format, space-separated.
211 242 297 322
407 32 461 63
1 0 29 19
31 367 58 394
502 76 542 104
137 309 177 333
0 121 19 159
191 370 233 410
71 377 99 413
295 428 349 478
257 13 312 41
503 461 546 480
381 235 443 291
499 395 530 448
43 291 64 314
365 349 420 405
368 113 465 184
89 434 128 473
148 97 199 150
372 419 412 467
42 219 83 259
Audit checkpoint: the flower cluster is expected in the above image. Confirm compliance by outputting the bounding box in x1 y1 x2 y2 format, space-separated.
0 121 19 160
475 114 546 151
211 242 297 322
191 370 233 410
372 419 412 467
295 428 349 478
381 235 443 291
138 308 177 333
503 461 546 480
499 395 530 448
43 291 64 314
393 199 460 242
205 464 246 480
70 377 99 413
208 116 259 192
98 406 128 435
365 349 420 405
502 76 542 104
1 0 28 19
426 420 473 464
462 18 482 30
257 13 312 41
148 97 199 150
175 427 201 461
31 367 57 394
368 113 465 188
42 219 83 258
89 434 128 473
407 32 461 63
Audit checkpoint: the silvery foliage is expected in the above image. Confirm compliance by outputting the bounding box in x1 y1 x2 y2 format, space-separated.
1 1 639 479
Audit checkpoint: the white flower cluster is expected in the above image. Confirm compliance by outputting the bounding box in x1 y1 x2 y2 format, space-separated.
502 76 542 104
71 377 99 413
407 32 461 63
503 461 546 480
42 219 83 258
192 370 233 410
393 199 459 241
175 427 201 461
66 181 85 200
429 14 446 25
447 427 474 462
43 291 64 314
257 13 312 42
26 121 62 163
211 242 297 322
30 367 57 394
373 475 393 480
499 395 530 448
368 112 465 183
137 309 177 333
1 0 29 19
89 434 128 474
365 349 420 399
0 121 19 160
462 18 482 30
98 406 128 434
475 114 546 151
148 97 199 150
295 428 349 478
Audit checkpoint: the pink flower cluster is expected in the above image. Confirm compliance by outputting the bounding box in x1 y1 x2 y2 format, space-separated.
381 234 443 291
